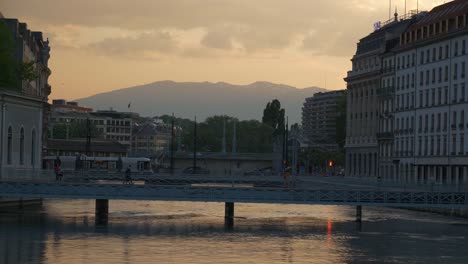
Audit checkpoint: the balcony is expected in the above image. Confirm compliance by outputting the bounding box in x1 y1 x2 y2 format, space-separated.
377 86 395 98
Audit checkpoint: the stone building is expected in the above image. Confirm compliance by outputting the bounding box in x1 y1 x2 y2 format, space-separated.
345 11 413 178
0 17 51 174
388 0 468 184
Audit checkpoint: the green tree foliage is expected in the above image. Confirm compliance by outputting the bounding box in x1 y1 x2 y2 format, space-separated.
262 99 285 135
0 20 18 88
52 120 102 139
0 20 38 90
161 115 274 153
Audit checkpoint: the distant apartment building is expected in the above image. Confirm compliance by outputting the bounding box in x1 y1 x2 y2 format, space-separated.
347 0 468 185
0 17 51 171
49 103 137 149
302 90 345 152
52 99 93 113
131 120 171 157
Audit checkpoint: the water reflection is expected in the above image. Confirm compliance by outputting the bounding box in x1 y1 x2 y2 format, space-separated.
0 200 468 264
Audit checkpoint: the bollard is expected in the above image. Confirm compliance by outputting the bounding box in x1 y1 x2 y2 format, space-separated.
225 202 235 227
95 199 109 225
356 205 362 222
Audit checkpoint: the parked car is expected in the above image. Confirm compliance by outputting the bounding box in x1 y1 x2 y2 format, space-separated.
182 166 210 175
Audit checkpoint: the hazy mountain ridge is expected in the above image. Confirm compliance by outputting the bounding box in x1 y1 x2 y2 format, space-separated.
75 81 329 124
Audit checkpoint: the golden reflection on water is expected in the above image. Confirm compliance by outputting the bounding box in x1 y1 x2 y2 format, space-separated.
2 200 468 264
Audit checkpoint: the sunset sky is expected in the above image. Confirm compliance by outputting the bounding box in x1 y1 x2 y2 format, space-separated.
2 0 445 100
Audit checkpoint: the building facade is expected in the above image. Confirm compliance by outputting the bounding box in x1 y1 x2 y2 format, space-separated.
49 108 136 149
0 18 51 173
302 90 345 152
390 1 468 184
345 12 413 179
349 0 468 186
131 121 171 157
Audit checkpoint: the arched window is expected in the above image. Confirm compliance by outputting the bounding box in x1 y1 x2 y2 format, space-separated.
31 129 36 167
7 126 12 165
19 127 24 165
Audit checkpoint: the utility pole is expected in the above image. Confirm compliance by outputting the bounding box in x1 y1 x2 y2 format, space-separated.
193 116 197 174
86 118 91 156
232 121 237 154
285 117 289 167
222 117 226 153
170 113 175 175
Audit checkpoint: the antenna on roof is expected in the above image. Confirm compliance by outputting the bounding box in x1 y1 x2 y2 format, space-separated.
405 0 407 15
389 0 392 20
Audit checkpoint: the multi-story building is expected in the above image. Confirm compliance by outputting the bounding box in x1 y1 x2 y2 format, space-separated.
349 0 468 186
49 106 137 149
390 0 468 184
345 11 413 179
0 17 51 172
131 120 171 157
302 90 345 152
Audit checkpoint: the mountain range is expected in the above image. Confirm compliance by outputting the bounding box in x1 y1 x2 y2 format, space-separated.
75 81 329 124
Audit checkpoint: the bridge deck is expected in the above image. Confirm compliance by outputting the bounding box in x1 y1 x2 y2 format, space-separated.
1 181 467 208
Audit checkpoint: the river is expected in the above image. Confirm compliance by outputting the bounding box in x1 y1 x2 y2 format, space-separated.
1 200 468 264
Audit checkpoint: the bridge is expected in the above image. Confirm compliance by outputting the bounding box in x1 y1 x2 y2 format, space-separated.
1 171 468 225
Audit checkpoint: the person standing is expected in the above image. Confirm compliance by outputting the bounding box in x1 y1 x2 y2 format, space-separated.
124 165 133 184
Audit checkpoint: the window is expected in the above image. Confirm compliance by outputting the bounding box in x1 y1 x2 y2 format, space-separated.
438 87 442 105
7 126 12 165
454 41 459 56
432 69 436 83
445 86 449 104
438 67 442 83
453 111 458 129
19 128 24 165
445 66 449 81
461 134 465 154
444 112 448 130
437 113 441 131
445 45 449 59
420 71 424 86
420 51 424 64
454 84 458 103
462 62 466 79
462 83 466 102
431 88 435 106
31 129 36 167
454 63 458 80
461 110 465 127
443 135 447 155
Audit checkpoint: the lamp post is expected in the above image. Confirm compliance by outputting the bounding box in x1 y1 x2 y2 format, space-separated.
65 118 70 140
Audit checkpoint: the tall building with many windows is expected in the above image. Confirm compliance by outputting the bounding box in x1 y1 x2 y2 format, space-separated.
349 0 468 186
345 12 412 179
390 0 468 184
302 90 345 152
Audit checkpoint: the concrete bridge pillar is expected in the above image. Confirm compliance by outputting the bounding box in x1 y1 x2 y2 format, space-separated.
95 199 109 225
225 202 234 227
356 205 362 222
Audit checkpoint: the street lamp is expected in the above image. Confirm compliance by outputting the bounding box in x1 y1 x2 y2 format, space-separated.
65 118 70 140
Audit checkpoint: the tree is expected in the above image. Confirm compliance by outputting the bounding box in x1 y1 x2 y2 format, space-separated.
164 115 274 153
262 99 285 135
0 20 37 90
51 120 102 139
